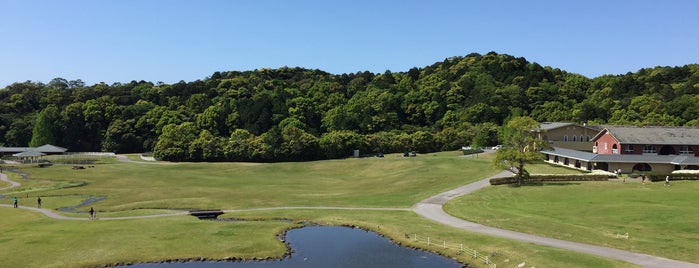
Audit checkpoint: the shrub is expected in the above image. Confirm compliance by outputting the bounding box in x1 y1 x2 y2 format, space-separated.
462 148 484 155
648 173 699 182
489 174 614 185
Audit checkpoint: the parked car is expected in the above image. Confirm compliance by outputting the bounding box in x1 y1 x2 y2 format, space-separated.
491 145 504 150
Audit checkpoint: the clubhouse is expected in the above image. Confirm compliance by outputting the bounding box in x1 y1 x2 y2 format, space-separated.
539 124 699 174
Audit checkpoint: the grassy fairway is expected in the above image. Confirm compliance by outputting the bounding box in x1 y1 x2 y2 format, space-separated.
3 152 498 212
0 153 641 267
0 207 637 268
0 207 294 268
444 180 699 263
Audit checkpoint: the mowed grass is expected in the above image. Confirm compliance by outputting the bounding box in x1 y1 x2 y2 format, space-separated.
2 152 498 213
443 180 699 263
0 207 638 268
0 207 294 268
0 153 642 267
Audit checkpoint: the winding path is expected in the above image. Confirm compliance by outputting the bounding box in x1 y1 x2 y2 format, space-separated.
2 162 698 267
412 171 699 268
0 171 20 191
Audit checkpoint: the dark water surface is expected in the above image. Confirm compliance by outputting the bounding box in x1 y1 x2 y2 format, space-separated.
119 226 463 268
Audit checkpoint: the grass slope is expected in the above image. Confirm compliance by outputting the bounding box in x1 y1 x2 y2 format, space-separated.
444 180 699 263
4 152 497 213
0 152 643 267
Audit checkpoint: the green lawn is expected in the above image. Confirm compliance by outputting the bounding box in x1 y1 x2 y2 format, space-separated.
443 180 699 263
0 153 644 267
3 152 499 213
0 207 637 268
0 207 294 268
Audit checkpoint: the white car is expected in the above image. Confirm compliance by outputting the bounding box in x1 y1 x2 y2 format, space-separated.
492 145 504 150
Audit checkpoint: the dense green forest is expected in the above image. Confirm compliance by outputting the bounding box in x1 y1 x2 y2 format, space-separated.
1 52 698 161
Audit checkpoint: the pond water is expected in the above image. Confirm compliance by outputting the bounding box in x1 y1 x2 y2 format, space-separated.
118 226 463 268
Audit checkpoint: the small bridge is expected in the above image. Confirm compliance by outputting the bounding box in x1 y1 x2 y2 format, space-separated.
189 210 224 219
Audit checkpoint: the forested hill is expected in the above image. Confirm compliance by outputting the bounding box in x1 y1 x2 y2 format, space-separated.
1 52 698 162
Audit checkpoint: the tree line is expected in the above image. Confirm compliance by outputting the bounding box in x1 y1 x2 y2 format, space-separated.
1 52 698 161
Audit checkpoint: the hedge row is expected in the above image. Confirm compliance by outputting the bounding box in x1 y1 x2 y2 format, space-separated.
489 174 615 185
647 173 699 182
462 148 484 155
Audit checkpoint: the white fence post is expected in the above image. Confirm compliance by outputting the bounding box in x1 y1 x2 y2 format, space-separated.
413 234 496 267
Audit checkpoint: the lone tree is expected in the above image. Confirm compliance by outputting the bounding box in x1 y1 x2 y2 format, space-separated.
30 105 59 147
493 116 550 186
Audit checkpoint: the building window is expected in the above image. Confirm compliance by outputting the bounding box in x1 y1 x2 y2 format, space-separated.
624 144 633 152
680 145 694 154
564 135 568 142
572 135 576 142
580 135 584 142
643 145 656 153
587 136 591 142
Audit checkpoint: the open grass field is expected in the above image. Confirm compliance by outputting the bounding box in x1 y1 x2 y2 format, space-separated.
3 152 499 213
0 207 637 268
0 152 646 267
443 179 699 263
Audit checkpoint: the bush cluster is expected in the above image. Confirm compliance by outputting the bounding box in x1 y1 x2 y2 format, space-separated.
489 174 614 185
647 173 699 182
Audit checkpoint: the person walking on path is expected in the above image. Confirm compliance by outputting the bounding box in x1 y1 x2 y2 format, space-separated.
37 197 42 208
13 196 18 208
665 175 670 186
89 207 95 220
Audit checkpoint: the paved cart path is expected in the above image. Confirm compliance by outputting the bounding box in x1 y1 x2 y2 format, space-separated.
412 171 699 268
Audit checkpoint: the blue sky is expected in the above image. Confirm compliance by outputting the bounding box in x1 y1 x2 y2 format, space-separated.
1 0 698 87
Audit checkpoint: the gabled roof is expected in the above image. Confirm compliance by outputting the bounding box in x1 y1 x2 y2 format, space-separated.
538 122 600 132
34 144 68 153
0 147 31 153
593 126 699 145
12 151 46 157
0 144 67 153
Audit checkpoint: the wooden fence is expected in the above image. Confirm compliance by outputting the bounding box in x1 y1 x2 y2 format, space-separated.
411 233 497 268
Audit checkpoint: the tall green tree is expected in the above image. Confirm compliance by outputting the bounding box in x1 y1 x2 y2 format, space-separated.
153 122 198 161
493 116 549 186
29 105 59 147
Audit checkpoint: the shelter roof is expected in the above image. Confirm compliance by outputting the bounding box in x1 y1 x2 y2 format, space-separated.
12 151 46 157
542 147 699 165
34 144 68 153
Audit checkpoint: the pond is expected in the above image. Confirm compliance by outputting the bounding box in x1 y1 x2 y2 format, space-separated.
118 226 464 268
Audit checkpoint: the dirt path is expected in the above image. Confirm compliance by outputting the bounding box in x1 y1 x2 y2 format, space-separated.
0 171 20 191
412 171 699 268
